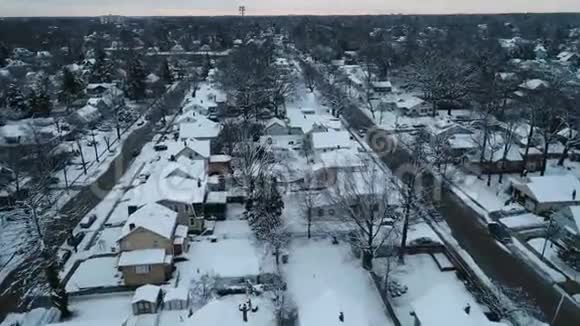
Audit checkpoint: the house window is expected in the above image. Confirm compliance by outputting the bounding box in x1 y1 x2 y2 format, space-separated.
318 208 324 217
135 265 151 274
328 209 335 216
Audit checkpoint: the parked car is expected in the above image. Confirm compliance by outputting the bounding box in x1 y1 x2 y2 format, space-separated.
80 214 97 229
488 222 512 244
153 144 168 152
67 232 86 247
58 249 72 267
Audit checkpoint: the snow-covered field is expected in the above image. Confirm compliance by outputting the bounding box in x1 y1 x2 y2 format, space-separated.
284 240 394 326
374 253 489 326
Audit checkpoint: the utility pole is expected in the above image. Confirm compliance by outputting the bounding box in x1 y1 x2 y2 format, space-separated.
239 5 246 17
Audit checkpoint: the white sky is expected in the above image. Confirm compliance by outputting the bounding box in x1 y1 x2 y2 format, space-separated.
1 0 580 17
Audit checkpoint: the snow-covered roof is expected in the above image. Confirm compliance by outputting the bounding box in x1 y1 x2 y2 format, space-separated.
557 127 578 139
209 155 232 163
314 149 365 170
132 284 161 303
557 51 578 62
312 131 351 151
265 117 287 130
396 96 425 110
206 191 227 204
175 225 188 239
412 283 501 326
519 79 549 90
448 134 478 150
119 203 177 241
86 83 114 91
119 249 167 267
166 139 211 159
179 118 221 140
72 105 101 124
371 81 392 89
514 175 580 204
164 287 189 302
146 73 160 84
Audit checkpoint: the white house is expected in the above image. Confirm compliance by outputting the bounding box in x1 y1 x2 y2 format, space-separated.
263 118 289 136
371 81 393 97
163 287 190 310
179 117 221 142
396 96 430 116
512 175 580 215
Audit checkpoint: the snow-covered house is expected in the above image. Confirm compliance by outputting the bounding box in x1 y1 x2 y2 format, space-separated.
557 51 580 67
85 83 116 97
132 285 162 315
553 206 580 251
371 81 393 97
119 249 173 286
311 130 352 155
511 175 580 215
396 97 431 116
166 139 211 162
68 105 102 127
119 203 179 254
263 118 289 136
163 287 190 310
179 117 221 142
518 79 549 92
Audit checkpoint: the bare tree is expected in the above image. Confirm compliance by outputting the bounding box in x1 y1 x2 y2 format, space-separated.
410 50 476 117
498 110 521 184
556 93 580 166
324 166 399 270
477 283 545 326
189 272 217 309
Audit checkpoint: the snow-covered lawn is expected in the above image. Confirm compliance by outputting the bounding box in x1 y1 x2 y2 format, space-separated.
65 293 132 324
176 220 271 285
284 240 394 326
527 238 580 282
187 294 274 326
374 254 487 326
449 171 513 212
89 226 122 253
65 256 121 292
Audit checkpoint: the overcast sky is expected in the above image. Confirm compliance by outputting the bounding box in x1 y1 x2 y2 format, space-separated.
2 0 580 17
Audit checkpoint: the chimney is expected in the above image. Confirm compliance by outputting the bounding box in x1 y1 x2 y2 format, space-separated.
183 139 187 146
129 223 136 231
573 189 577 200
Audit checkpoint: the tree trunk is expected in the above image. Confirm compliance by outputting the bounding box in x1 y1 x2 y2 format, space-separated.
431 100 437 117
487 169 492 187
307 215 312 239
399 204 411 264
479 129 489 164
362 250 373 270
541 141 550 176
521 124 535 176
558 145 570 166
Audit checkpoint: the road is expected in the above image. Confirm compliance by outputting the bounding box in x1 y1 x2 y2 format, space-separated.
0 80 191 318
342 101 580 325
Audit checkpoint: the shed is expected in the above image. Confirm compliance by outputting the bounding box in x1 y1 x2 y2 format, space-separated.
163 287 190 310
132 284 162 315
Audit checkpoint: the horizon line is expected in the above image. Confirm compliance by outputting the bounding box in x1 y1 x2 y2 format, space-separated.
2 10 580 19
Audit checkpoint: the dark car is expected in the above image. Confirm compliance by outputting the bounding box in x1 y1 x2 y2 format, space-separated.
59 249 72 267
67 232 86 247
153 144 168 152
488 222 512 244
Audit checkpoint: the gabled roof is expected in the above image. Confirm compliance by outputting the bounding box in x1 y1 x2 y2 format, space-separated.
179 117 221 140
514 175 580 204
265 117 287 130
132 284 162 303
119 203 177 241
164 287 190 302
167 139 211 159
